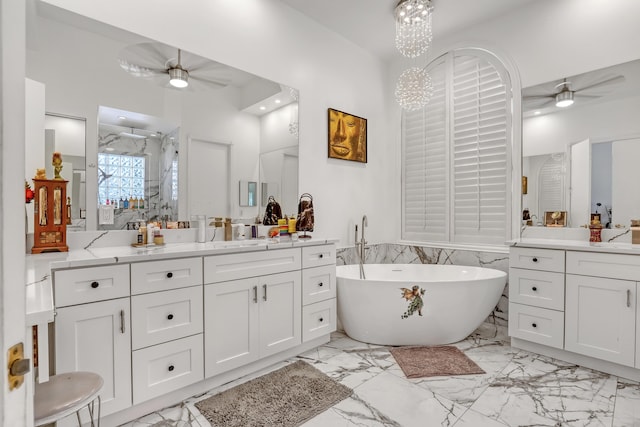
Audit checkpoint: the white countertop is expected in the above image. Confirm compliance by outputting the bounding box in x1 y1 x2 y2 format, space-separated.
510 238 640 255
25 237 338 326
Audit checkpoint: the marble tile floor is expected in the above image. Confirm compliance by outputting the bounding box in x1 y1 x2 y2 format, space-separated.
123 323 640 427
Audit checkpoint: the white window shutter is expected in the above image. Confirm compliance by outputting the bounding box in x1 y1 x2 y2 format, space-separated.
402 50 512 246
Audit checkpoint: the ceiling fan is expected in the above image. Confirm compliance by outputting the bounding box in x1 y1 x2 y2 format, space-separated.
523 74 626 109
118 42 232 90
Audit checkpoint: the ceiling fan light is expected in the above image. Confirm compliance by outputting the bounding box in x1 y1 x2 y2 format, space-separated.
555 90 574 107
169 67 189 88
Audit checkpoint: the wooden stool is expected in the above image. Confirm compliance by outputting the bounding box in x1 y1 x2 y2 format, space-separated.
34 371 103 427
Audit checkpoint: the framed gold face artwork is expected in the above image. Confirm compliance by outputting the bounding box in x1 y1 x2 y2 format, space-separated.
328 108 367 163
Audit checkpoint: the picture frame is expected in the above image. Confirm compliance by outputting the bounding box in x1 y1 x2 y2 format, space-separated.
544 211 567 227
327 108 367 163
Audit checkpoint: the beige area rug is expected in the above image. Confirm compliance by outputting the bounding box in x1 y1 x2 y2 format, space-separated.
390 345 485 379
194 360 352 427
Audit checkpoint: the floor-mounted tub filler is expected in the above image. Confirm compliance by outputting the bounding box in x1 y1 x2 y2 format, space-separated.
336 263 506 346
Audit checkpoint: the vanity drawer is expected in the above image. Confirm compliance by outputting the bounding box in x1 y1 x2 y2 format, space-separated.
566 251 640 281
302 245 336 268
509 247 565 273
132 334 203 404
302 265 336 305
131 257 202 295
204 248 300 283
54 264 130 307
131 286 203 350
509 268 565 311
508 303 564 349
302 299 336 342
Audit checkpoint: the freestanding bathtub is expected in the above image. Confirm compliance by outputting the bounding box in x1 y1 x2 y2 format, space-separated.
336 264 507 346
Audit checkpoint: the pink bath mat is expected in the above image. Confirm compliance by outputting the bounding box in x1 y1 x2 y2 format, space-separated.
390 345 485 379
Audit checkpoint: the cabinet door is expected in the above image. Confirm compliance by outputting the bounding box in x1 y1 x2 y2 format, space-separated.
55 298 132 418
565 275 636 367
204 278 259 377
259 271 301 358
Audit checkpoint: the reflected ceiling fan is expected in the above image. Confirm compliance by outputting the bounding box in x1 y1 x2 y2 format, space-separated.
118 42 232 90
523 74 626 109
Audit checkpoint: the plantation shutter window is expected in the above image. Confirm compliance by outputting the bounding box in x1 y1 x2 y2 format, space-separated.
402 49 513 245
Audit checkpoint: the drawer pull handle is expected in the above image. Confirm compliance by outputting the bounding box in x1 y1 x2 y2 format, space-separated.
627 289 631 308
253 286 258 303
263 284 268 301
120 310 125 334
319 317 324 322
532 286 537 291
168 365 174 372
532 257 538 263
167 314 174 320
166 272 173 278
532 323 537 328
319 282 324 287
90 281 99 289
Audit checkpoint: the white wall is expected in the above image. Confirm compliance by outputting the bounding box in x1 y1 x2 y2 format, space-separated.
523 97 640 157
41 0 394 248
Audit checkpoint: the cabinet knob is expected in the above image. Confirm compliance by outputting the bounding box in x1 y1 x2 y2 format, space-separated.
166 272 173 278
90 281 99 289
318 282 324 287
168 365 174 372
319 317 324 322
532 323 537 328
532 257 538 263
167 314 174 320
532 286 537 291
319 254 324 259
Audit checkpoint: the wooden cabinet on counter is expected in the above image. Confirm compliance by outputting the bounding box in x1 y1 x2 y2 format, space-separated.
509 245 640 381
51 242 337 426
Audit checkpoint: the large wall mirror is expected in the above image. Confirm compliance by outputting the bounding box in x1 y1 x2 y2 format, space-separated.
522 58 640 229
25 2 299 232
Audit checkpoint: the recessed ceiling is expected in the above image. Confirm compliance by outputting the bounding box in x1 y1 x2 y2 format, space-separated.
281 0 538 61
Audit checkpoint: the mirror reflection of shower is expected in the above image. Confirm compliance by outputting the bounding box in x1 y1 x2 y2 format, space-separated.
97 106 180 230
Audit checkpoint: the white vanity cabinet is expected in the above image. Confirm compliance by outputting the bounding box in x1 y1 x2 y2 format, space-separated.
203 249 301 377
508 247 565 349
49 242 337 426
130 257 204 404
565 251 637 367
509 244 640 381
53 265 132 419
301 246 337 342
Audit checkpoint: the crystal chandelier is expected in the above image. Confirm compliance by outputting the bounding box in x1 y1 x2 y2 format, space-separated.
394 0 434 111
395 67 433 111
395 0 433 59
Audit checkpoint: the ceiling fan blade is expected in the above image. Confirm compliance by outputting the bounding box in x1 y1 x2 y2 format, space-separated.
118 60 166 78
189 74 229 89
523 95 554 101
524 97 555 108
573 93 601 99
575 75 625 92
119 43 170 70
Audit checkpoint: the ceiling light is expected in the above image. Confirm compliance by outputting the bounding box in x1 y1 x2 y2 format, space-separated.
118 115 126 120
534 111 541 115
169 66 189 88
555 90 574 108
395 67 433 111
395 0 433 58
275 99 281 104
259 106 266 111
168 49 189 88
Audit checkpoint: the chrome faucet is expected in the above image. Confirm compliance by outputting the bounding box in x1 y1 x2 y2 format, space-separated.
355 215 368 279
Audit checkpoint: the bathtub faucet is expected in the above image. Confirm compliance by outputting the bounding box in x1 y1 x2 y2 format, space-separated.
355 215 368 279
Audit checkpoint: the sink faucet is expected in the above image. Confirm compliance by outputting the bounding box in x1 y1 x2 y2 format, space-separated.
355 215 367 279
